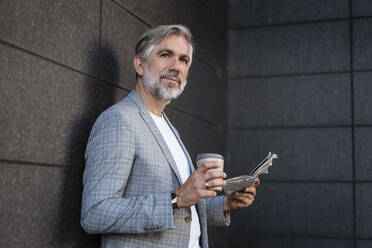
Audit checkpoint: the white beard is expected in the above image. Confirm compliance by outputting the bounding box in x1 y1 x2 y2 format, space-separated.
142 64 187 101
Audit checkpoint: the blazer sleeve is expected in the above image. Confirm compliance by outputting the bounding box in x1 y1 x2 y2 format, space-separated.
205 195 231 227
80 108 175 234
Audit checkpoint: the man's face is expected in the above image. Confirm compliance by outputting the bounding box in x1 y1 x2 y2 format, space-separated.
141 35 191 101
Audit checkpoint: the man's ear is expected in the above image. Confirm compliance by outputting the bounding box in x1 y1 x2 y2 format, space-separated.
133 56 144 77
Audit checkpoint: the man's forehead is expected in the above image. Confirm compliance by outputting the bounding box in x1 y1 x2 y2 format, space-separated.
152 35 191 56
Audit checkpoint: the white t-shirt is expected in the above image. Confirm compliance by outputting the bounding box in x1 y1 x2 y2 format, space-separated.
150 112 201 248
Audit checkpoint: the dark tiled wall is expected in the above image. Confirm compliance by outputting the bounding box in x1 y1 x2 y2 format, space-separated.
227 0 372 247
0 0 228 247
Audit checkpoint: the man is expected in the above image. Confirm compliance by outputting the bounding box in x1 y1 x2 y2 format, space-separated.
81 25 259 248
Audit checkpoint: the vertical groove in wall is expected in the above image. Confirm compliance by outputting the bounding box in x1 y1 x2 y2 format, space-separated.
99 0 102 46
224 3 231 246
348 0 357 247
223 69 229 159
224 2 230 164
98 0 103 83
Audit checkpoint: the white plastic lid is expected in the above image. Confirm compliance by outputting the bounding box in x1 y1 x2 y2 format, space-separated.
196 153 224 161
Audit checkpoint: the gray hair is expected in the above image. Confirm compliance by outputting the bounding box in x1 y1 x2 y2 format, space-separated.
135 24 194 64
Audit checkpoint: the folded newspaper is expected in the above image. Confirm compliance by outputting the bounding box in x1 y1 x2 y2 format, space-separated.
223 152 279 195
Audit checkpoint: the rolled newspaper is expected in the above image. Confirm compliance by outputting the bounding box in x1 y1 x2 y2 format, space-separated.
223 152 278 195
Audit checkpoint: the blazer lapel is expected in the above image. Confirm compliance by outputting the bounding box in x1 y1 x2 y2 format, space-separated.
163 113 195 173
128 90 183 185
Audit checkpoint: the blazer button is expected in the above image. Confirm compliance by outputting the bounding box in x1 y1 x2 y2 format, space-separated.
185 216 192 223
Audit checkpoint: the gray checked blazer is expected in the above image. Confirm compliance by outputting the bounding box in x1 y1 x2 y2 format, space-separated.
81 90 230 248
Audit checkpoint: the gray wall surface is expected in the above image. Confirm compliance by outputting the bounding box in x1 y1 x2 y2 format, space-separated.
2 1 372 248
227 0 372 247
0 0 228 247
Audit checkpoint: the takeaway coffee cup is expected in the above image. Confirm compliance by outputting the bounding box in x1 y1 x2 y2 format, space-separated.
196 153 224 191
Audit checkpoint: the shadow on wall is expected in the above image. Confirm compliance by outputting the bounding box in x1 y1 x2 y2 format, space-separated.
56 41 120 247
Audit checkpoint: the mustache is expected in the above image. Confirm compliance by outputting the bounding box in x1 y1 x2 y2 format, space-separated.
159 72 183 83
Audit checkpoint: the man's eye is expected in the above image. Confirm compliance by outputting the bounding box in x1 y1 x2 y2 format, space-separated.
181 58 189 64
160 53 169 57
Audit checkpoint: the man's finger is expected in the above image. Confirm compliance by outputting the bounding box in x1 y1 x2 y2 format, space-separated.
197 162 221 173
254 178 260 187
206 178 226 188
233 192 255 200
205 170 226 180
234 191 255 197
201 189 217 198
230 196 246 204
244 187 256 195
234 195 254 204
233 195 253 205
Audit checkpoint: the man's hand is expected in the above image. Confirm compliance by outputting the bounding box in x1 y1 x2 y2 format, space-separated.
173 162 226 208
223 178 260 211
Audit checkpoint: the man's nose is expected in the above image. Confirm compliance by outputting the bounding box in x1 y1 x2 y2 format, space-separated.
168 57 181 73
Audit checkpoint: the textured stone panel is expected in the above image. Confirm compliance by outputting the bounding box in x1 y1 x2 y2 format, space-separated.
117 0 227 71
195 61 226 125
228 21 349 77
227 128 352 181
171 58 225 124
0 162 99 248
228 74 351 127
353 18 372 71
353 0 372 17
354 72 372 124
355 127 372 180
229 182 353 237
228 234 292 248
357 240 372 248
227 236 353 248
0 0 99 74
292 238 353 248
100 0 148 89
0 44 126 166
356 183 372 238
115 0 177 25
229 0 348 27
207 226 229 248
167 109 225 166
